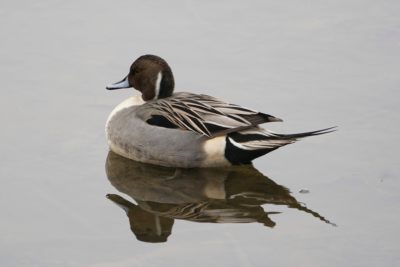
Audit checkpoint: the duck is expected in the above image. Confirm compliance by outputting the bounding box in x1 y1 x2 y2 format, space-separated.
105 54 334 168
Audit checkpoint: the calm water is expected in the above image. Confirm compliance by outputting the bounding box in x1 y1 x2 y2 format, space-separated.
1 1 399 266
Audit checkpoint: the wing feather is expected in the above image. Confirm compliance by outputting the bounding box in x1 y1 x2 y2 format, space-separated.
143 93 281 137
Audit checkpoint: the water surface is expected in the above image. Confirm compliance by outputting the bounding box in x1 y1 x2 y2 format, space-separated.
1 1 399 266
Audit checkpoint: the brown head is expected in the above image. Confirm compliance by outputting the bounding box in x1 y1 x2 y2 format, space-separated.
106 55 175 101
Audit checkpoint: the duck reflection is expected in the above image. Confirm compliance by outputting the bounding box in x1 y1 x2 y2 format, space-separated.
105 151 334 243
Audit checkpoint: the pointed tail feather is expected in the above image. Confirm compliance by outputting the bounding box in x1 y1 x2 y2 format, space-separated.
225 126 337 164
271 126 338 139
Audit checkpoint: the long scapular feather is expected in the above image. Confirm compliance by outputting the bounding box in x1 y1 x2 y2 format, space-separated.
146 93 281 137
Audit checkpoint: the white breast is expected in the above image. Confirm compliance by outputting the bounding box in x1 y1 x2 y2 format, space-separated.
105 95 145 130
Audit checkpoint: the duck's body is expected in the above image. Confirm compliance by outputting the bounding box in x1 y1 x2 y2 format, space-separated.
106 95 230 167
106 55 334 168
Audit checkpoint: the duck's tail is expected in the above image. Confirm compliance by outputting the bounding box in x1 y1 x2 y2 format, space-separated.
224 127 337 164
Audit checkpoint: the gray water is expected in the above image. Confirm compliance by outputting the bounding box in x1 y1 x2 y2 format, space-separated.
1 1 399 266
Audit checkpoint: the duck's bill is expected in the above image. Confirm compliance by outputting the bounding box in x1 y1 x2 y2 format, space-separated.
106 76 131 90
106 194 132 213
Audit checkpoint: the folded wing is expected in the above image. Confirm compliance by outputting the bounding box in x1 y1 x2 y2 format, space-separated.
144 93 282 137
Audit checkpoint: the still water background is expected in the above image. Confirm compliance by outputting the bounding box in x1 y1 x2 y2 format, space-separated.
1 1 399 266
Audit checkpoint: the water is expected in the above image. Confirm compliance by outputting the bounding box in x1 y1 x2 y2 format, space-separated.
1 1 399 266
105 151 336 243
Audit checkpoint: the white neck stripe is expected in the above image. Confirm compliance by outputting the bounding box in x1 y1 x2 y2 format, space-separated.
154 71 163 99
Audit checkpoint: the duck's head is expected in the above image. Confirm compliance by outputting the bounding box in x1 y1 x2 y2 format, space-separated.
106 55 175 101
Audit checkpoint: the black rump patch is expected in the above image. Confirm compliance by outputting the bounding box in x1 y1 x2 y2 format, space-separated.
224 133 277 165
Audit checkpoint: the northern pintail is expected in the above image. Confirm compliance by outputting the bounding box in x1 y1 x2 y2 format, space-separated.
106 55 334 168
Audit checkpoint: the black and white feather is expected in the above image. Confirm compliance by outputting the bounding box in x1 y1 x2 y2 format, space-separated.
142 92 282 137
224 127 336 164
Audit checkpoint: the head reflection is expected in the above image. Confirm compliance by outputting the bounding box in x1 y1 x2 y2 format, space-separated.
105 151 334 243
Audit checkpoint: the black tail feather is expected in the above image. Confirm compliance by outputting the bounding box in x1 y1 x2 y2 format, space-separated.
224 126 337 165
274 126 338 139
